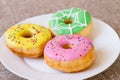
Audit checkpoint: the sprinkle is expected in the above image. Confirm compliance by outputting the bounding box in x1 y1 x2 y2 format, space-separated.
13 36 15 39
84 48 86 51
36 29 40 33
80 55 82 56
50 42 54 46
47 46 49 48
66 35 70 39
86 46 88 48
78 39 81 42
18 41 21 44
32 26 35 29
46 38 49 40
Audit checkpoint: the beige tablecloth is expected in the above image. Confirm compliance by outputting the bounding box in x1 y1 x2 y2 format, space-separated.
0 0 120 80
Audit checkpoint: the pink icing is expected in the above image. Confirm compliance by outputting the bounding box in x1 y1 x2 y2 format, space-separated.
44 35 93 61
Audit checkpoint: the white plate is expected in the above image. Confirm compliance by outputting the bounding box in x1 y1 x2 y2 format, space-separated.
0 14 120 80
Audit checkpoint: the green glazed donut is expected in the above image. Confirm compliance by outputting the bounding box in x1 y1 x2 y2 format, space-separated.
49 8 92 36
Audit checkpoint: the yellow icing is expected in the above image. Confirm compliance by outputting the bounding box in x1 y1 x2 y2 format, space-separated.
5 24 52 49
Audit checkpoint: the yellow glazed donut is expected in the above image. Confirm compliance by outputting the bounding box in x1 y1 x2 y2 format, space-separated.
5 24 52 58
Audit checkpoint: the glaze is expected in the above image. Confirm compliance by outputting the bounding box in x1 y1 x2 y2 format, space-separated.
49 8 92 35
5 24 51 49
44 35 92 61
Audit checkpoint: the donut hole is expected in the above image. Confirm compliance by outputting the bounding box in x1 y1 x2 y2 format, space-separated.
64 18 73 24
22 32 33 38
62 44 72 49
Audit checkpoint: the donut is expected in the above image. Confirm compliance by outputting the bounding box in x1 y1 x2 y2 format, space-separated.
5 24 52 58
44 35 95 72
49 8 92 36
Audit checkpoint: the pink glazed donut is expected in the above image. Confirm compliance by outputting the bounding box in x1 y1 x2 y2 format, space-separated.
44 35 95 72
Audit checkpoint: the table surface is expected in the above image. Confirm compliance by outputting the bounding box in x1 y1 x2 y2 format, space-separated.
0 0 120 80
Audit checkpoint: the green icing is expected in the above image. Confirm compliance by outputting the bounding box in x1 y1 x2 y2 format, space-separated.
72 26 84 32
86 12 91 24
55 29 70 34
50 8 92 35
